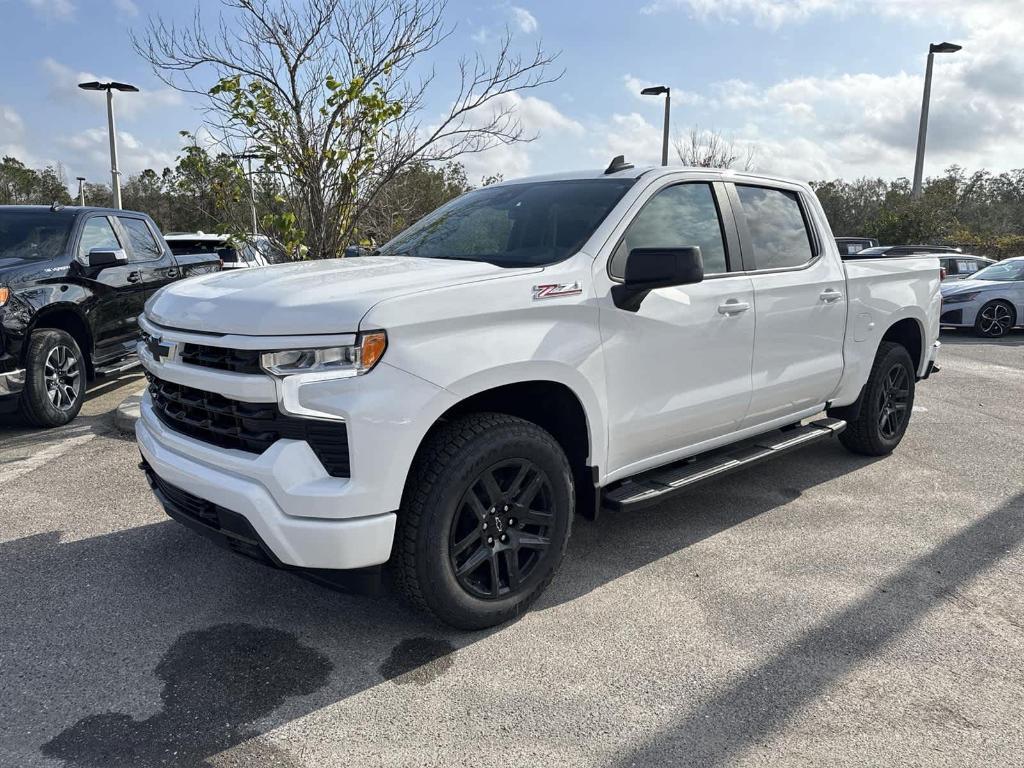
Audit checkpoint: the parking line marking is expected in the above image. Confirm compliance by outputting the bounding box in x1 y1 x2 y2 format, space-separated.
0 433 96 486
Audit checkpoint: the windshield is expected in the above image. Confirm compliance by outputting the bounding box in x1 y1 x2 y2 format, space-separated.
377 178 636 267
0 210 73 261
969 260 1024 281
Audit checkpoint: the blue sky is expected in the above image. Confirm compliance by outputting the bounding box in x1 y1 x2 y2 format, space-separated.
1 0 1020 187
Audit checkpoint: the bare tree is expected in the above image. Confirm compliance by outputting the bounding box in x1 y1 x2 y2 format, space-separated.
134 0 561 258
674 127 757 171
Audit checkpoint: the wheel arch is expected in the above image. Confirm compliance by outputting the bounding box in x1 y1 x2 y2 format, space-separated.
28 305 94 378
880 316 924 373
408 374 603 519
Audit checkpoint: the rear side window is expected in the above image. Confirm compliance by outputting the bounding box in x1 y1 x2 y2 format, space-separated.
610 183 729 278
118 217 163 262
957 259 980 275
736 185 815 270
77 216 121 260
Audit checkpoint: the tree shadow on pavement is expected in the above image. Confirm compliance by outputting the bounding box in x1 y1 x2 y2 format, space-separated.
609 489 1024 768
1 440 892 767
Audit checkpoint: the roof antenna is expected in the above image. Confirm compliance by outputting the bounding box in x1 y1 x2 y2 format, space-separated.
604 155 634 175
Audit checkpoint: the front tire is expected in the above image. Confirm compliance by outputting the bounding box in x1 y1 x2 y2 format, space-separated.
19 329 86 428
394 413 574 630
974 300 1015 338
838 341 915 456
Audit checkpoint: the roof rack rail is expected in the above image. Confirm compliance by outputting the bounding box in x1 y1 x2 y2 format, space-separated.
604 155 634 175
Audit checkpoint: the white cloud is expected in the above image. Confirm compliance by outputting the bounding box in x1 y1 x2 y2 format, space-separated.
641 0 841 27
41 58 185 120
454 93 583 181
622 75 703 106
112 0 138 16
0 104 33 162
470 27 489 44
26 0 75 21
510 6 538 33
58 127 177 181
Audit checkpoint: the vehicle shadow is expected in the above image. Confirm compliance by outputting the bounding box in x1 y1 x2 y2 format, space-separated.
0 372 144 437
0 441 916 767
940 327 1024 346
610 488 1024 768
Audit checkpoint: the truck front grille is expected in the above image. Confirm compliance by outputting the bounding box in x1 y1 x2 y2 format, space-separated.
146 373 350 477
180 343 263 375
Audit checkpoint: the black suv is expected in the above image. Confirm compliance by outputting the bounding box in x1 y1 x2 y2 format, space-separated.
0 206 220 427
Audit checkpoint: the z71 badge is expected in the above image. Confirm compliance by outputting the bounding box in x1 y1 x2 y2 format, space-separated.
532 281 583 300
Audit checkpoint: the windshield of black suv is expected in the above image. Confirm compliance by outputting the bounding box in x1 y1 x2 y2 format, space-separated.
0 210 73 261
969 260 1024 281
376 178 636 267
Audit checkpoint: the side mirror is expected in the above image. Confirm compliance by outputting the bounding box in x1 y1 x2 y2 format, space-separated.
88 247 128 268
612 246 704 311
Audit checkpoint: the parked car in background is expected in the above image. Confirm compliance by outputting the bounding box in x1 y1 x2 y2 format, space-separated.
834 236 879 256
940 254 995 281
940 256 1024 337
0 205 221 427
135 162 941 629
854 245 962 258
164 233 286 269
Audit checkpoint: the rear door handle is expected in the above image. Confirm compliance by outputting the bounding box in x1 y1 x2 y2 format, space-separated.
820 288 843 303
718 299 751 315
127 271 142 284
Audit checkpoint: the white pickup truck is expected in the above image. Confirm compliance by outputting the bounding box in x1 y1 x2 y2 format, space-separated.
135 160 941 629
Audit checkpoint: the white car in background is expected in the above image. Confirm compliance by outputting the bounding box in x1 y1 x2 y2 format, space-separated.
940 257 1024 337
164 233 284 270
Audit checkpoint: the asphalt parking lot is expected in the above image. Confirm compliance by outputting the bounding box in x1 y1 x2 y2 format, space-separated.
2 331 1023 768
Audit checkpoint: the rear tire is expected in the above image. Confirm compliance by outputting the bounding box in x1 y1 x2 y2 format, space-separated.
394 412 574 630
19 329 86 428
974 299 1015 338
838 342 915 456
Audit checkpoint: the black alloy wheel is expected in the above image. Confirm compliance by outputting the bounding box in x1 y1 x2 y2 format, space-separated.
877 362 910 440
448 459 554 600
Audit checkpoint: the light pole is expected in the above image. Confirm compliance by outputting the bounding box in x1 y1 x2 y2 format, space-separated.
231 151 266 234
76 177 86 206
77 81 139 209
641 85 671 166
912 42 961 199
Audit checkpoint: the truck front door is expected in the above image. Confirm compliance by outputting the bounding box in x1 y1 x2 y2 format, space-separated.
597 178 755 479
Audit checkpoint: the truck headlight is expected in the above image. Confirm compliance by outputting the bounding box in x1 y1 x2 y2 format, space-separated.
941 291 981 305
261 331 387 377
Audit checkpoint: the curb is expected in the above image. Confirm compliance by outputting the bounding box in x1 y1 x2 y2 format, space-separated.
114 390 145 434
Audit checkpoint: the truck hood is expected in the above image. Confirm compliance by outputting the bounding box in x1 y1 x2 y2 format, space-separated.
146 255 532 335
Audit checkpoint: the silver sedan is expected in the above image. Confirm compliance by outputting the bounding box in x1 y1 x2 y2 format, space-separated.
940 257 1024 338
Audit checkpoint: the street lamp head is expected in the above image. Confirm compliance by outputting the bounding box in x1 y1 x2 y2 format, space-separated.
77 81 140 92
930 42 962 54
641 85 670 96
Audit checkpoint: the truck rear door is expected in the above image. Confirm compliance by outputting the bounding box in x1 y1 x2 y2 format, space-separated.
727 182 847 429
112 215 179 300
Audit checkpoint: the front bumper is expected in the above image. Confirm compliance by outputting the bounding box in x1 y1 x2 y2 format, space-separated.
137 399 397 570
0 367 25 396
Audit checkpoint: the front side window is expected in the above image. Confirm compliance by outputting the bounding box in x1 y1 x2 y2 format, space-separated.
77 216 121 261
377 179 635 268
736 185 815 270
118 217 163 262
610 183 728 278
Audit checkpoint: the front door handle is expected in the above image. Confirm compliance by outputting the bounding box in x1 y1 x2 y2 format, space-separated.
820 288 843 303
127 271 142 284
718 299 751 315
